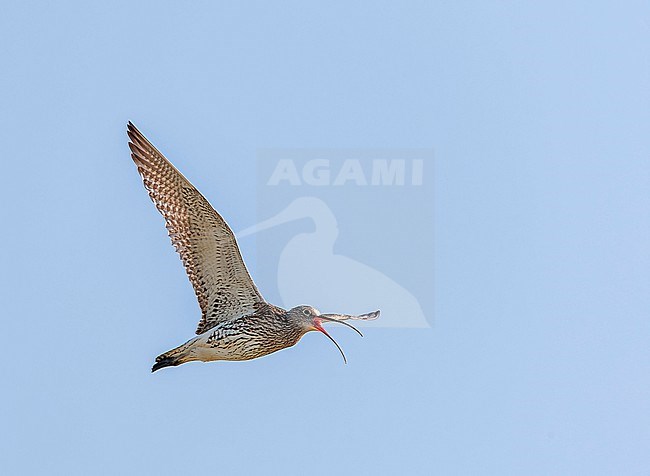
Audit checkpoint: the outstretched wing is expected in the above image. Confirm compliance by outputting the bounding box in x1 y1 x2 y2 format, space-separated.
127 122 264 334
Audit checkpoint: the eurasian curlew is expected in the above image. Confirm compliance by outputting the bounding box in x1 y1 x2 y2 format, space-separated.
127 122 379 371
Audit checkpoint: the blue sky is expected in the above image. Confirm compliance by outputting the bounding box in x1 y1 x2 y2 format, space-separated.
1 1 649 474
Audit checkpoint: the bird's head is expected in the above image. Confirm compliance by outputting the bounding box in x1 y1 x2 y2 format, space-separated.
288 305 380 363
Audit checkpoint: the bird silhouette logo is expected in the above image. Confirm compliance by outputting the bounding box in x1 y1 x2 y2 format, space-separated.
238 197 428 328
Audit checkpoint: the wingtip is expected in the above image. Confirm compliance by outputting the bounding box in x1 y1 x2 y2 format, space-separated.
127 121 141 137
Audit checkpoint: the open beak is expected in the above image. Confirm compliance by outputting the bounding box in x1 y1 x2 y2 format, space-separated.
312 312 378 363
312 318 350 364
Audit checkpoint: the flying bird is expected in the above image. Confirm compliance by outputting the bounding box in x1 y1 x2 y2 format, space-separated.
127 122 379 371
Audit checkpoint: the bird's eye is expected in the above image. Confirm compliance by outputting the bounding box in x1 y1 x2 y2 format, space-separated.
303 309 311 316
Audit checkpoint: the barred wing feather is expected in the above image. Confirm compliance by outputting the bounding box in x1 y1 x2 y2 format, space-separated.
127 122 264 334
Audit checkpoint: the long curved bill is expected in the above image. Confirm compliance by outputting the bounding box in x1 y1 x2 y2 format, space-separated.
312 311 380 364
312 319 349 364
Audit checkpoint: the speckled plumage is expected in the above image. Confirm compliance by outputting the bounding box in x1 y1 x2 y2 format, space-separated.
127 122 379 371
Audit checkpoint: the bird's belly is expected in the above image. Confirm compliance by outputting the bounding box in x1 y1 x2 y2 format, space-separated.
194 334 287 362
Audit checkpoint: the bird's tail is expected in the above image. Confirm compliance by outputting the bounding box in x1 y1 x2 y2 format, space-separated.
151 339 196 372
151 353 183 372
